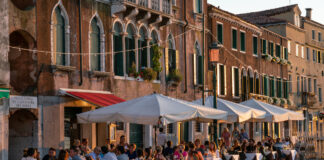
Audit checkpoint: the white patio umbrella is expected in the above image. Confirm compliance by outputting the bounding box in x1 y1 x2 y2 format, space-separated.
240 99 304 122
77 93 228 125
193 96 266 122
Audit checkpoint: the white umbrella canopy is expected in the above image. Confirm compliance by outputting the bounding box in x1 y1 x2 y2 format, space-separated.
77 94 228 125
193 96 266 122
240 99 304 122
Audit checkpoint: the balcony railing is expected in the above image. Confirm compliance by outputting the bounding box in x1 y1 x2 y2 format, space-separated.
124 0 171 14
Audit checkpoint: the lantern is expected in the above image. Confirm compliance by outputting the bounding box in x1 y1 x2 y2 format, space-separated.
209 42 221 63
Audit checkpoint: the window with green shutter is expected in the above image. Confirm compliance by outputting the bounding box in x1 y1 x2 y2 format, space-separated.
318 51 321 63
284 48 288 60
196 0 202 13
139 27 148 68
232 29 237 49
55 7 66 66
263 76 268 96
217 23 223 44
90 18 101 71
270 77 275 97
276 45 281 58
219 64 225 95
240 32 246 52
168 34 176 72
269 42 274 56
113 23 124 76
277 78 282 98
195 43 203 85
253 36 258 55
126 25 136 75
297 76 300 95
255 77 260 94
262 39 266 54
234 68 239 97
284 80 288 99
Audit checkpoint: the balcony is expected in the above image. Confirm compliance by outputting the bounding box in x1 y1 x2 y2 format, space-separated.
302 92 320 108
106 0 172 27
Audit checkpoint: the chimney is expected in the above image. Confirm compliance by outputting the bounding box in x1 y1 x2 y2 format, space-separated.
306 8 312 20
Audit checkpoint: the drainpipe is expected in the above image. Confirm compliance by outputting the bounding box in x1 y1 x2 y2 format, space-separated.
79 0 83 86
183 0 188 93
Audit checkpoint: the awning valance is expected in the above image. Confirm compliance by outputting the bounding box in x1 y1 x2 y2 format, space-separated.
59 88 125 107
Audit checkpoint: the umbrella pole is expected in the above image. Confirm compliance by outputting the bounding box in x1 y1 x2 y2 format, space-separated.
154 125 157 148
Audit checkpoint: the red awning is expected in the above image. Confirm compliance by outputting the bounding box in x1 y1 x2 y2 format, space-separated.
59 88 125 107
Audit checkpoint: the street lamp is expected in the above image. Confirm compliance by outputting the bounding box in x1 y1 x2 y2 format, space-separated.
209 42 221 144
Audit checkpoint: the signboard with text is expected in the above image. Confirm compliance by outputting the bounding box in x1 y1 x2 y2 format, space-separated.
10 96 37 109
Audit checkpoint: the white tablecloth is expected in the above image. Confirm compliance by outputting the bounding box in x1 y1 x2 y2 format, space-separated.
224 154 239 160
282 150 297 160
245 153 263 160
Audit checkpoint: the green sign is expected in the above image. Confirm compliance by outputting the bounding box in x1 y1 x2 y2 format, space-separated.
0 88 10 99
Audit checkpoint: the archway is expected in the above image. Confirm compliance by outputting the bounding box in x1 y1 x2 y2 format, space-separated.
9 109 38 160
9 30 37 95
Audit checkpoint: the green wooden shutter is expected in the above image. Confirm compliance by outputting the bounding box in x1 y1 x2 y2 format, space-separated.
262 40 266 54
276 45 281 58
55 7 66 66
284 48 288 60
232 29 237 49
253 37 258 55
217 24 223 44
240 32 245 52
220 65 225 95
234 68 239 97
270 42 274 56
129 124 143 148
198 55 203 85
90 19 100 71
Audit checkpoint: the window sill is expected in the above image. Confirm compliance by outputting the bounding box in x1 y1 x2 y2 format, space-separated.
240 51 246 54
253 54 258 57
218 95 226 98
51 65 76 73
233 96 240 100
89 71 112 77
232 48 238 51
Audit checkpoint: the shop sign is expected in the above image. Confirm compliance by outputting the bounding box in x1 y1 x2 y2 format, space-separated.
10 96 37 109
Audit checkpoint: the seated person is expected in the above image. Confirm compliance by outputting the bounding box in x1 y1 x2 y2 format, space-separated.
246 139 256 153
230 139 241 154
257 142 274 160
273 138 284 151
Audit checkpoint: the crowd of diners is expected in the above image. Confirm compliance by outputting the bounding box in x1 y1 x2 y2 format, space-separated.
21 127 297 160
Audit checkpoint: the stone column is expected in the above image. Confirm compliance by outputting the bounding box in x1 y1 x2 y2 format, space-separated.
100 34 106 72
188 121 194 142
203 123 209 141
125 123 130 143
146 38 151 68
122 32 128 76
134 34 140 72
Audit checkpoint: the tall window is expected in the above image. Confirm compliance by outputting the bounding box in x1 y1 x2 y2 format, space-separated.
232 29 237 50
240 32 246 52
269 42 273 56
125 24 136 75
284 80 288 99
318 51 321 63
53 6 67 66
195 0 202 13
218 64 226 96
150 30 159 68
306 47 310 60
232 67 239 97
195 42 203 85
288 41 291 53
90 17 103 71
313 50 316 62
314 79 317 95
263 75 269 96
296 44 299 56
253 36 258 56
284 47 288 60
138 27 148 69
308 78 312 92
312 30 316 40
277 78 282 98
275 44 281 58
301 46 304 58
270 76 275 97
113 23 123 76
255 74 260 94
289 74 292 93
262 39 267 55
168 34 176 72
319 88 322 102
297 76 300 95
217 23 223 44
319 32 322 42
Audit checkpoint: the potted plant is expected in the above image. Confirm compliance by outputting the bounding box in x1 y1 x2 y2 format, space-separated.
263 54 272 62
140 68 157 81
287 61 291 65
152 45 162 78
280 98 287 105
267 97 274 104
167 69 183 87
128 63 139 78
280 59 288 65
272 97 280 105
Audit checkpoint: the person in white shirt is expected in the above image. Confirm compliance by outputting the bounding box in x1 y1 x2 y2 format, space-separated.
102 146 117 160
157 128 167 147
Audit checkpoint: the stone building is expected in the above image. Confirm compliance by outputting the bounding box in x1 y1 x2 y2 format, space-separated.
1 0 212 159
239 4 324 156
208 5 289 142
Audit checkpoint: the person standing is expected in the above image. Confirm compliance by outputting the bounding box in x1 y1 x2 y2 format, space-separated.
126 144 137 159
89 146 103 160
22 148 37 160
221 128 231 148
157 128 167 147
232 126 240 141
239 129 249 142
119 135 129 150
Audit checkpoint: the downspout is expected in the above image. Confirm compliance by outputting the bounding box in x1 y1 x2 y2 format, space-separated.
79 0 83 86
183 0 188 93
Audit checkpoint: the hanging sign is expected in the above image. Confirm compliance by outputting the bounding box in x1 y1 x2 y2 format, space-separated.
10 96 37 109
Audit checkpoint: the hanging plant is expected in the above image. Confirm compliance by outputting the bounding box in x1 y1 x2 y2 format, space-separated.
280 59 288 65
152 45 162 73
167 69 183 87
267 97 274 104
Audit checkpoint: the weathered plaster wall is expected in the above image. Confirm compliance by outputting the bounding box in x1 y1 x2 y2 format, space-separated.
0 0 9 87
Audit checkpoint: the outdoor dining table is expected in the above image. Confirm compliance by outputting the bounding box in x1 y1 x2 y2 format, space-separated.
245 153 263 160
282 150 297 160
224 154 239 160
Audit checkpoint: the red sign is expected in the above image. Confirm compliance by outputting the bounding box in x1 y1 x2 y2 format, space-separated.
209 49 220 62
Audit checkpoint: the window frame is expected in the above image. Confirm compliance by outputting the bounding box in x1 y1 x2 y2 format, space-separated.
240 31 246 53
252 35 258 56
231 28 238 51
216 22 223 45
218 63 226 96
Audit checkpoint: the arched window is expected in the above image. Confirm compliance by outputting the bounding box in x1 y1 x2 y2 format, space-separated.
126 24 136 75
150 30 159 68
113 22 123 76
168 34 176 72
195 42 203 85
139 27 147 69
53 6 66 66
90 17 103 71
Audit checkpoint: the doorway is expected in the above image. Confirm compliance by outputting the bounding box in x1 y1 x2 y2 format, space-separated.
64 107 82 149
